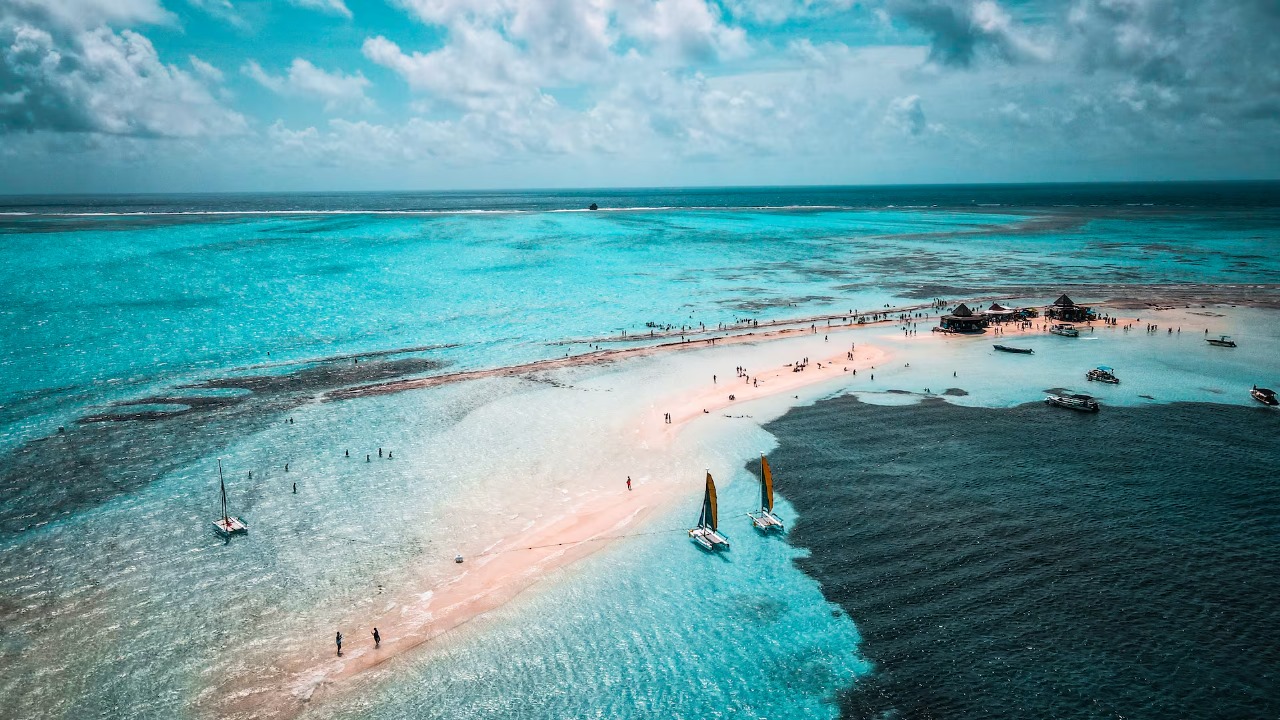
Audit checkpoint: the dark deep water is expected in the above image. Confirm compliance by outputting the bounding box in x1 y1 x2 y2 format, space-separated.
765 397 1280 719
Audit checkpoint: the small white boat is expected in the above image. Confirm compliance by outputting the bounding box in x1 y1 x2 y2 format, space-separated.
212 460 248 536
748 453 784 532
689 471 730 551
1207 335 1237 348
1049 323 1079 337
1044 393 1100 412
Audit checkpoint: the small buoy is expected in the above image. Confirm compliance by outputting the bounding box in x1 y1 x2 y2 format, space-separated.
454 554 464 564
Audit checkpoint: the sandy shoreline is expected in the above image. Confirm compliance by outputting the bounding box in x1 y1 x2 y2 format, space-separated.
210 298 1221 719
214 335 897 719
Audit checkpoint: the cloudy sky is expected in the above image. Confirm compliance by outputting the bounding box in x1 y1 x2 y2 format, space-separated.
1 0 1277 193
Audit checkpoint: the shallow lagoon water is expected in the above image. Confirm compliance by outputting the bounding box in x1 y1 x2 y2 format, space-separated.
1 186 1279 719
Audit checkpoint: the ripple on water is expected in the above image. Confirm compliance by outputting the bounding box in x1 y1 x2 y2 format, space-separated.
767 396 1280 719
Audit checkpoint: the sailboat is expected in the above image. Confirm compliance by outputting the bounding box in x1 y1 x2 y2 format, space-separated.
749 453 784 532
688 471 730 551
212 460 248 536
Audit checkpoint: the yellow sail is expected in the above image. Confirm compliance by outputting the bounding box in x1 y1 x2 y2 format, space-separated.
705 472 719 531
760 454 774 512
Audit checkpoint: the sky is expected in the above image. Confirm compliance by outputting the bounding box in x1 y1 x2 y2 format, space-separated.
0 0 1277 193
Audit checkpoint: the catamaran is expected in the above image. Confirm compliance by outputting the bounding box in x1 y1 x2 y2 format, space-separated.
689 471 730 551
749 453 784 532
212 460 248 536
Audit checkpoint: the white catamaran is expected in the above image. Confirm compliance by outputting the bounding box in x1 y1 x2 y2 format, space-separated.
749 453 784 532
212 460 248 536
689 471 730 551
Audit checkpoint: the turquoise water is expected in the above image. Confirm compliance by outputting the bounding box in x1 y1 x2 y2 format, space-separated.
1 185 1279 719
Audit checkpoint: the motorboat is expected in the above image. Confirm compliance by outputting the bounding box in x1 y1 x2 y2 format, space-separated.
1086 366 1119 384
1049 323 1079 337
1252 387 1278 406
993 344 1034 354
1207 335 1237 347
1044 393 1100 412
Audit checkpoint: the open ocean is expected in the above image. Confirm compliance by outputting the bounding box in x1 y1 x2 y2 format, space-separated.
1 183 1278 719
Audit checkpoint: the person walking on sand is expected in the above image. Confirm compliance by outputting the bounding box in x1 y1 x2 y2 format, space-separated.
626 476 632 491
372 628 381 648
336 631 343 656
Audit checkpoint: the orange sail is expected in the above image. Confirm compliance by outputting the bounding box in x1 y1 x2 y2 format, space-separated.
760 454 774 513
704 472 719 531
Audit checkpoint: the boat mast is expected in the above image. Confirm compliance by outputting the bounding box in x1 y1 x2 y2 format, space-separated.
218 459 228 526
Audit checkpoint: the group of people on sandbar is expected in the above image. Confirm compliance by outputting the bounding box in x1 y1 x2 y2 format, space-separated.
335 628 381 656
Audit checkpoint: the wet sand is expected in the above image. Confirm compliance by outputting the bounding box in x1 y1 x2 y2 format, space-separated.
212 338 894 719
207 300 1211 719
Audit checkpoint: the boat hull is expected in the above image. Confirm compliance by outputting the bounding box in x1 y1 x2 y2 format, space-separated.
213 516 248 535
750 510 785 532
1044 395 1100 412
993 345 1034 354
689 527 730 550
1252 389 1279 406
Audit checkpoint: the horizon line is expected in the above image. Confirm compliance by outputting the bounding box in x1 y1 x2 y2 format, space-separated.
3 178 1279 200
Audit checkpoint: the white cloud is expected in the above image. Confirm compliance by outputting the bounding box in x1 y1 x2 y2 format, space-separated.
363 31 538 111
4 0 171 31
189 55 224 83
883 94 927 135
185 0 246 27
616 0 748 62
243 58 373 113
287 0 353 19
0 23 246 136
885 0 1052 67
721 0 856 24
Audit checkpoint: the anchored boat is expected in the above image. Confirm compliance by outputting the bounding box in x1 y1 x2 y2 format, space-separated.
212 460 248 536
1044 393 1100 412
1087 365 1119 384
1207 335 1237 347
993 344 1034 354
689 471 730 551
1252 387 1278 406
1049 323 1079 337
748 453 784 532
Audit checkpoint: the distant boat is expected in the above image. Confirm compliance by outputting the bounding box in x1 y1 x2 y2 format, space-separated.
1049 323 1079 337
1252 387 1278 406
748 454 784 532
689 471 730 551
1044 393 1100 412
212 460 248 536
1087 365 1120 384
1207 335 1237 347
993 344 1034 354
